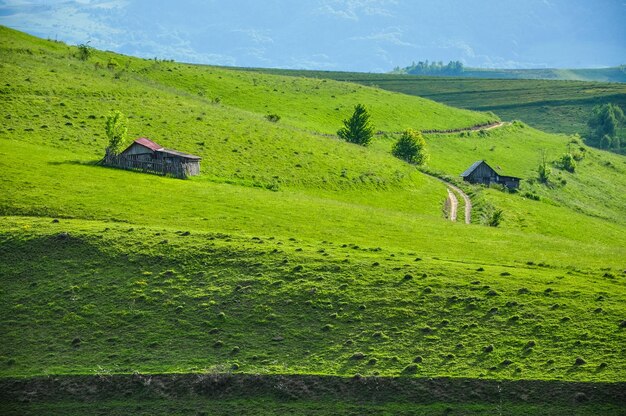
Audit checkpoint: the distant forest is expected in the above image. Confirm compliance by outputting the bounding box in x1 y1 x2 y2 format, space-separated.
393 60 464 76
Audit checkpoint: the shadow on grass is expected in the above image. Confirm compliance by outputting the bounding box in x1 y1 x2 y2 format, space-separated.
47 159 101 166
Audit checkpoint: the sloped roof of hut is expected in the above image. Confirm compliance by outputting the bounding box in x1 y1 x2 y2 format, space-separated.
125 138 201 160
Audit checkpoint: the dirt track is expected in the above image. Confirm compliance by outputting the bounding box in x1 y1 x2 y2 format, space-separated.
430 175 471 224
446 187 458 221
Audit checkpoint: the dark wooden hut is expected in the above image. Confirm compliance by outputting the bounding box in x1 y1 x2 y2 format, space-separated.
460 160 520 189
104 138 201 178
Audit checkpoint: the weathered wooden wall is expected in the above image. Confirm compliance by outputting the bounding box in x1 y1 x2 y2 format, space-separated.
467 162 497 185
103 153 200 179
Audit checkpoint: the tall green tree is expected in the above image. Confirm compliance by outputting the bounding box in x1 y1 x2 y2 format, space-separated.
337 104 374 146
105 110 128 155
392 129 428 165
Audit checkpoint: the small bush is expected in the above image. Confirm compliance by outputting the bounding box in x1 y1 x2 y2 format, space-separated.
77 42 93 61
265 113 281 122
392 129 428 165
556 153 576 172
483 344 494 353
574 357 586 366
351 352 366 360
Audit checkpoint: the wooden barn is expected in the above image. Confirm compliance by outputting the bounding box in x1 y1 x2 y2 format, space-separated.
460 160 521 189
104 138 201 178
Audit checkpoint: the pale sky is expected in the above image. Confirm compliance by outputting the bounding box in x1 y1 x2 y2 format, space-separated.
1 0 625 71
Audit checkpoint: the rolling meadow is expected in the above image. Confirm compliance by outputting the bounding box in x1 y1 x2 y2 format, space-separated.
1 26 625 414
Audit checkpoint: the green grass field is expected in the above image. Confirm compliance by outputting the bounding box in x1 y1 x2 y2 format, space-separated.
240 68 626 147
1 26 625 413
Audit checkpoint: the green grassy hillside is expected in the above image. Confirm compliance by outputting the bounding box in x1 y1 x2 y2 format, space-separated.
242 68 626 148
1 26 625 413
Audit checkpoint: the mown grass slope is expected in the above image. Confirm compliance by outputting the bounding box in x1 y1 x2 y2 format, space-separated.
1 25 625 399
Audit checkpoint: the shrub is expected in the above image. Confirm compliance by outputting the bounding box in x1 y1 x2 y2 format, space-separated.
557 153 576 172
483 344 494 353
574 357 586 366
537 151 551 184
392 129 428 165
351 352 366 360
77 42 93 61
265 113 281 122
482 207 504 227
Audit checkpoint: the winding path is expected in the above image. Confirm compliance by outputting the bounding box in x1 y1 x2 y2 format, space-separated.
446 181 472 224
427 174 472 224
446 187 458 222
376 121 509 136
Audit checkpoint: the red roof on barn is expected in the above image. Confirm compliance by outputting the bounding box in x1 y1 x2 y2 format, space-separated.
134 137 163 151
